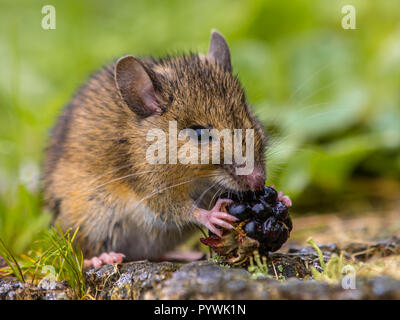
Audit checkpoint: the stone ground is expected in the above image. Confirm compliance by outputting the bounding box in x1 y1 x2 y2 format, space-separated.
1 208 400 300
1 236 400 300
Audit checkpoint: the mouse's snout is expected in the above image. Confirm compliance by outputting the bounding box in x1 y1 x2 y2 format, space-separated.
243 166 265 191
231 163 265 191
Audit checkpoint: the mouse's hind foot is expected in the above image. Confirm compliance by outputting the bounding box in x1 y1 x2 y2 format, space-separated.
83 252 126 269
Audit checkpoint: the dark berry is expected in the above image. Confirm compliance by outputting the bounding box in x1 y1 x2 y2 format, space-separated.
262 217 281 242
254 188 266 198
216 186 291 256
262 186 278 204
273 202 289 221
245 191 257 201
220 191 239 202
283 216 293 232
251 202 264 214
235 192 245 202
274 224 289 246
251 202 271 220
243 220 263 240
279 222 289 237
227 203 251 220
259 223 289 253
260 200 274 214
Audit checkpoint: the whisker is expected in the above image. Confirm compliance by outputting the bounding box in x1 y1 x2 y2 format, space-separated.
136 173 219 206
288 62 332 103
88 164 135 184
89 165 219 196
194 177 221 207
138 179 197 205
295 78 340 107
91 170 160 191
208 183 223 210
90 165 216 189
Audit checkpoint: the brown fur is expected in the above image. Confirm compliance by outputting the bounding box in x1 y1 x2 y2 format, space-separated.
43 39 267 260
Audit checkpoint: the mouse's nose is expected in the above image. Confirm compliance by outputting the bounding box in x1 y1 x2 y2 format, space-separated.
244 167 265 191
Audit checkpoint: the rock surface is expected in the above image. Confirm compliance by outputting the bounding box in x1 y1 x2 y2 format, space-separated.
85 261 178 299
1 237 400 300
0 278 74 300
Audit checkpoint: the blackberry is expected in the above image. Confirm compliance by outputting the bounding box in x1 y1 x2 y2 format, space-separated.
243 191 257 201
243 220 263 240
251 203 271 220
262 217 282 241
224 186 292 253
202 186 292 263
227 203 251 220
273 202 289 220
283 216 293 232
262 186 278 204
260 224 289 254
251 202 264 214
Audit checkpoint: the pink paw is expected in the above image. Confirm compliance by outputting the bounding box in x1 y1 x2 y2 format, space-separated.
269 185 292 207
83 252 125 269
195 198 238 237
277 191 292 207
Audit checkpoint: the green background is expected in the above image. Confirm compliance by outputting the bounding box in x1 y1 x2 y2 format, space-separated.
0 0 399 253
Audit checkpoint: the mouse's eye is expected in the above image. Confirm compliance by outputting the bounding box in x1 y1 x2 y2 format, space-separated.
189 125 213 142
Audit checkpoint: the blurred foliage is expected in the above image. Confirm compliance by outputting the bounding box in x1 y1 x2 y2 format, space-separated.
0 0 399 253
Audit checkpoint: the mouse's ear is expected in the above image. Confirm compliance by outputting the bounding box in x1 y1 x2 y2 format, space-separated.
208 30 232 72
114 55 162 117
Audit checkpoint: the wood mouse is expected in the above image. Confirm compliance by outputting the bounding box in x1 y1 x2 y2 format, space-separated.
42 30 291 268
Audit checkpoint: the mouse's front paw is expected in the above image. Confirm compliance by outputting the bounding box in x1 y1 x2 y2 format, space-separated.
195 198 238 237
269 184 292 207
277 191 292 207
